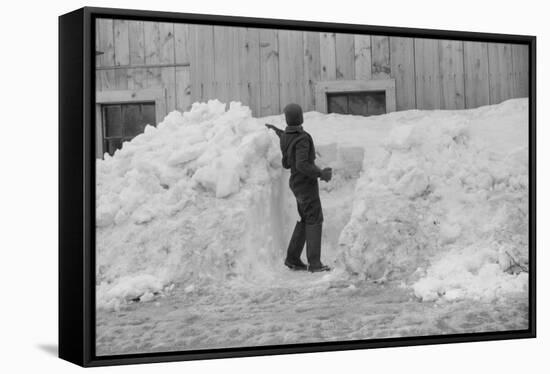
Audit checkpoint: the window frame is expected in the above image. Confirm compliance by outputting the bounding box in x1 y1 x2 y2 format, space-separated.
315 79 397 114
95 88 166 158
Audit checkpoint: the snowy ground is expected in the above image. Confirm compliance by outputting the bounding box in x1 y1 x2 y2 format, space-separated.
95 99 529 355
96 278 528 355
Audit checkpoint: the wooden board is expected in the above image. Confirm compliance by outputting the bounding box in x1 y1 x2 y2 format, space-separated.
354 35 372 81
128 21 145 66
174 23 191 64
335 33 355 80
95 24 101 90
237 28 261 115
144 22 161 65
389 37 416 110
113 20 130 66
176 66 192 112
213 26 236 105
414 38 441 109
438 40 465 109
96 18 115 67
158 23 175 65
146 67 162 88
320 33 336 81
463 41 490 108
488 43 513 104
371 36 390 79
190 24 215 102
303 31 321 112
114 68 129 90
511 44 529 98
259 29 280 116
127 68 146 91
278 30 305 109
97 70 115 91
161 67 177 112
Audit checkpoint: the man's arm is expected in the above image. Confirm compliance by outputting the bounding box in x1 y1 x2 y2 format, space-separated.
265 123 284 138
295 138 322 178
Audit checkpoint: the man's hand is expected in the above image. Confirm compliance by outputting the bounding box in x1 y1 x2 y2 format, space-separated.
265 123 283 138
320 167 332 182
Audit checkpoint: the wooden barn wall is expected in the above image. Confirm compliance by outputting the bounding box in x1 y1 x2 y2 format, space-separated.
96 20 529 118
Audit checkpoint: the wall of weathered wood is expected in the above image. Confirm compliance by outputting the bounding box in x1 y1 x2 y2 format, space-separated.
96 19 529 118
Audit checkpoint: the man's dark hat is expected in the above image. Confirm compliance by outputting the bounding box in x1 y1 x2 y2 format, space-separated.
284 103 304 126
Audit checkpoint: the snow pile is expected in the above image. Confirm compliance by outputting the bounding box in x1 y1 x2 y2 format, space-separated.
96 101 294 309
338 99 529 301
96 97 529 309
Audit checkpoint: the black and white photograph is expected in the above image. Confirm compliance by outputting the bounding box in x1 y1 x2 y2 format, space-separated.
92 14 532 357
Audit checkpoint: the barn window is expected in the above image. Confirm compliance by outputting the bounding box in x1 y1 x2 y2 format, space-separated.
327 91 386 116
101 102 156 156
315 79 396 115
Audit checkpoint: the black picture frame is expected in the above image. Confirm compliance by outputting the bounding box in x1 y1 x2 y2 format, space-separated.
59 6 537 367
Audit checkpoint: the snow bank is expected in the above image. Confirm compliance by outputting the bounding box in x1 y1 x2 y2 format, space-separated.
338 99 529 301
96 98 529 308
96 101 296 309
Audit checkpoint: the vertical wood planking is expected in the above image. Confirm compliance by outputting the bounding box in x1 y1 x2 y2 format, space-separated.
158 23 175 64
303 31 321 112
320 33 336 81
128 21 145 66
113 20 130 66
176 66 192 112
127 68 146 90
127 21 146 90
487 43 514 104
96 19 115 90
438 40 465 109
414 38 441 109
95 22 102 91
190 25 215 102
213 26 236 105
511 44 529 98
354 35 372 80
174 23 192 112
463 41 490 108
97 18 115 67
278 30 305 108
389 37 416 110
371 36 391 79
237 28 261 115
335 33 355 80
259 29 280 116
174 23 191 64
144 22 161 65
113 20 130 93
161 67 177 112
159 23 176 113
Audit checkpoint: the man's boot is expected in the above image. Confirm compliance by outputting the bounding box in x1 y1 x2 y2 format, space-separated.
305 223 331 272
284 221 308 271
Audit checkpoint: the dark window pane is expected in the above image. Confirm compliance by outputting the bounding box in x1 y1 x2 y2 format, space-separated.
103 105 122 137
348 93 369 116
327 94 348 114
123 104 144 137
367 91 386 115
105 138 123 156
141 103 156 127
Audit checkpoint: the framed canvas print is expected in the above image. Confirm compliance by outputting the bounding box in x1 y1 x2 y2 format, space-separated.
59 6 536 367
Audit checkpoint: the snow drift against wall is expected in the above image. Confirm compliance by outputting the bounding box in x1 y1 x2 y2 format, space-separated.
96 99 529 309
338 100 529 301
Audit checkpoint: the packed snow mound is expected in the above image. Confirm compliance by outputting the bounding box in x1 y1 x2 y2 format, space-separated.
338 99 529 301
96 101 297 309
96 98 529 309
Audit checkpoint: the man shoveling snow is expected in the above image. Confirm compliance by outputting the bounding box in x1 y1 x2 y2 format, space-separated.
267 103 332 273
